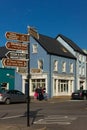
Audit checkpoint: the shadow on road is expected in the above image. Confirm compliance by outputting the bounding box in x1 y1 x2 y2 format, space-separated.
24 108 44 125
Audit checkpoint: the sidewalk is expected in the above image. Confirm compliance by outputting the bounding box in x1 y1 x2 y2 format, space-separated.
0 124 47 130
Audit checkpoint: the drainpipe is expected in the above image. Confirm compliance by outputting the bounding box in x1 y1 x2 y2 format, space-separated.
49 55 52 98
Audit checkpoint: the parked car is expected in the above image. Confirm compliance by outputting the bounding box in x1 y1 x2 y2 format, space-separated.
71 90 87 100
0 89 27 104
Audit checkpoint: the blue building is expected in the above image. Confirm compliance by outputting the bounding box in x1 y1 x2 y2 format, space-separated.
29 33 76 98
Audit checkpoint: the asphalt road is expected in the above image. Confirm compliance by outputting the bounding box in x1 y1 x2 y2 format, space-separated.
0 99 87 130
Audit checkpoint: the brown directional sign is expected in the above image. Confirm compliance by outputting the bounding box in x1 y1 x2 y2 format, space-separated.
2 58 27 67
29 27 39 39
5 51 28 59
5 32 29 41
6 42 28 50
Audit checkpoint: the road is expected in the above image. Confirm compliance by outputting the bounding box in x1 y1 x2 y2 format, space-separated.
0 99 87 130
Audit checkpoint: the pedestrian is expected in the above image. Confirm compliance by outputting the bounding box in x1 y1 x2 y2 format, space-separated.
34 89 38 100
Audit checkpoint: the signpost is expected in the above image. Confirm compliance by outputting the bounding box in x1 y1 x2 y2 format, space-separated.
3 30 30 127
2 58 27 67
5 32 29 41
6 41 28 50
5 51 28 59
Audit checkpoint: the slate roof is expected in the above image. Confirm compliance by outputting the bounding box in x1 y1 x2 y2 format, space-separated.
35 34 76 59
57 34 85 55
0 46 8 59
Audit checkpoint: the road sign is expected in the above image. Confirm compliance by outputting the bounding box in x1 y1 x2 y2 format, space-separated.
5 51 28 59
29 27 39 39
5 32 29 41
2 58 27 67
6 42 28 50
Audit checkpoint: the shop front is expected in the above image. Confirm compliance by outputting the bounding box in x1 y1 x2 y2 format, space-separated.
30 69 48 96
53 74 74 97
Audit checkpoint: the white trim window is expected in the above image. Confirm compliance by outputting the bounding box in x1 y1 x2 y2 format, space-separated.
82 67 85 75
54 60 58 71
62 62 66 72
32 44 38 53
38 60 43 70
70 63 73 73
79 66 81 75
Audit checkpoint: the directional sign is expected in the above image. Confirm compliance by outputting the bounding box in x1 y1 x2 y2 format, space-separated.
5 32 29 41
2 58 27 67
6 42 28 51
29 27 39 39
5 51 28 59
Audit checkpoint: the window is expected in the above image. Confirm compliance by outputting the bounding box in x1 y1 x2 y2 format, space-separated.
82 67 85 75
70 63 73 73
79 54 81 61
38 60 43 70
62 62 66 72
32 44 38 53
79 66 81 75
31 79 45 92
58 80 68 93
54 60 58 71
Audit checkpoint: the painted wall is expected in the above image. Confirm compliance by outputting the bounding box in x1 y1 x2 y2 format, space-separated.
0 68 15 90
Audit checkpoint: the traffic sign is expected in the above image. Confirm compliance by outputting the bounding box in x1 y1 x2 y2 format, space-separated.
5 32 29 41
2 58 27 67
6 42 28 50
5 51 28 59
29 27 39 39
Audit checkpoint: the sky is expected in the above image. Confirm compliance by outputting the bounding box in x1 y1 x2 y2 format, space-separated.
0 0 87 49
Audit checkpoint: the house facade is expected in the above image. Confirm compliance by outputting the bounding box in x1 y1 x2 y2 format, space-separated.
29 34 76 98
56 34 87 90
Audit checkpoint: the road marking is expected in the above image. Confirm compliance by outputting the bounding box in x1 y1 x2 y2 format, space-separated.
34 115 77 125
0 114 24 120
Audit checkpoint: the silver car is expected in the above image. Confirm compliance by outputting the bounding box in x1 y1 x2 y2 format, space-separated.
0 89 27 104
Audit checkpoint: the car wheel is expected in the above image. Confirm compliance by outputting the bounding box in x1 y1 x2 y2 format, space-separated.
5 99 11 105
83 96 87 100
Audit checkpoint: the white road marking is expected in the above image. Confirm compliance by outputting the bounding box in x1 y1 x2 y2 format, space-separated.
34 115 77 125
0 114 24 120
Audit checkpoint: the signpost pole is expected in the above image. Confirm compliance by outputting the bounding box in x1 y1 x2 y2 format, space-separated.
27 35 30 127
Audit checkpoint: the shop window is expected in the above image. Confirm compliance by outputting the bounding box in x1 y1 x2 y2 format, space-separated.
31 79 45 92
0 82 7 91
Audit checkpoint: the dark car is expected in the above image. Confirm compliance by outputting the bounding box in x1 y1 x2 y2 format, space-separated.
71 90 87 100
0 89 27 104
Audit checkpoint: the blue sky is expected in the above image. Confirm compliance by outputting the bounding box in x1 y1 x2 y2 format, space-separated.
0 0 87 49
